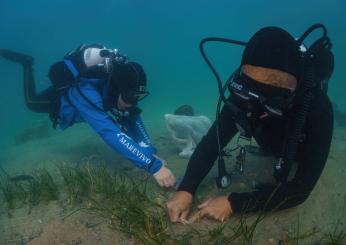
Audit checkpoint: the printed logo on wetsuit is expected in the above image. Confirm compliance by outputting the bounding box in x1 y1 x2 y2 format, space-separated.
117 133 151 164
135 120 151 144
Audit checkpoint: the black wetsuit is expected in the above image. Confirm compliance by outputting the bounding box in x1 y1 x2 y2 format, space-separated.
0 49 54 113
178 89 333 213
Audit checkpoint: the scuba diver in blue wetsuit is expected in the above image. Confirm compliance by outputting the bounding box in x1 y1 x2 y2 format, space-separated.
0 44 176 188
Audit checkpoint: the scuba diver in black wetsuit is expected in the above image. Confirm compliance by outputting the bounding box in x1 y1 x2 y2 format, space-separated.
0 45 176 188
166 25 334 222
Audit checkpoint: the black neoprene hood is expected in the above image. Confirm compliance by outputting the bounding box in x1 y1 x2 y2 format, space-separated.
241 27 301 81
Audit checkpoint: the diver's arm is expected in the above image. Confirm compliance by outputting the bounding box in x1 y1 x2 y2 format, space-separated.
229 92 333 213
67 85 162 174
123 113 157 155
178 105 238 195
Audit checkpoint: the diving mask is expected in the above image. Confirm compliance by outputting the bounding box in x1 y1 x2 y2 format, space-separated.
121 90 149 104
228 76 292 117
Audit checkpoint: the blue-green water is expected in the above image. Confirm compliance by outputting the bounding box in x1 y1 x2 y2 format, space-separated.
0 0 345 149
0 1 345 243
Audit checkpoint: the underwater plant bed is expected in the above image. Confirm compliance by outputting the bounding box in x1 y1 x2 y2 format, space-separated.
1 162 345 244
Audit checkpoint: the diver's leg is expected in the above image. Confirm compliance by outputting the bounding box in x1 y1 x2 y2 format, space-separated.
0 49 52 113
0 49 33 65
23 61 54 112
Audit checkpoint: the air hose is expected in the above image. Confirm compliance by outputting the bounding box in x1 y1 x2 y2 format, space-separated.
276 24 330 182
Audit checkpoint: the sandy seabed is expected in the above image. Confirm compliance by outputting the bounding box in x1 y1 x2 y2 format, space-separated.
0 121 345 244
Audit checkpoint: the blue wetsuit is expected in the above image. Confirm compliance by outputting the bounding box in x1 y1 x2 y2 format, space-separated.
0 48 162 174
58 65 162 175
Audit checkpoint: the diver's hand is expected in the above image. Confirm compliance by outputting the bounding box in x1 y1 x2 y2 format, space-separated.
166 191 193 223
189 196 232 223
153 165 176 188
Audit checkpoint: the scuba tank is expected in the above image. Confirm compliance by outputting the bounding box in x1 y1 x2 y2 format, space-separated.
49 43 128 92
